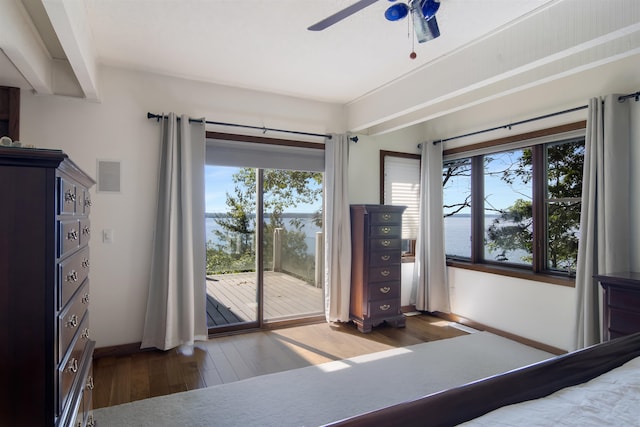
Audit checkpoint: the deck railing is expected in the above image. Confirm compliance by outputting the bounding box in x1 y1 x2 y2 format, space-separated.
272 228 323 288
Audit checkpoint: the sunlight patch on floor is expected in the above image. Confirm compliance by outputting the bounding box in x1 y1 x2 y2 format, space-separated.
448 322 480 334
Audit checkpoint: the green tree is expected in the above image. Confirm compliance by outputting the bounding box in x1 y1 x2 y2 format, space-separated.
486 140 584 270
207 168 323 277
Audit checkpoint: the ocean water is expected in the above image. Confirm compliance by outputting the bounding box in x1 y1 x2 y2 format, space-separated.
206 213 530 264
205 214 321 254
444 214 531 264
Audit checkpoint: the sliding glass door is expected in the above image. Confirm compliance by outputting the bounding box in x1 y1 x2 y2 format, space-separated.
205 165 259 329
205 158 324 333
262 168 324 322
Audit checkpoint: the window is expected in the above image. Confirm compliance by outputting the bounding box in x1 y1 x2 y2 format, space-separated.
443 158 472 258
380 151 420 257
442 125 585 280
484 148 533 266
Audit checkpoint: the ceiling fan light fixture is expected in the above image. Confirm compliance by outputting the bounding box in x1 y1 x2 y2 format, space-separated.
421 0 441 19
410 0 440 43
385 3 410 21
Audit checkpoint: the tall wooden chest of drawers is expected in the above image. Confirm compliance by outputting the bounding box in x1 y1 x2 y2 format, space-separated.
595 272 640 341
350 205 406 333
0 148 96 427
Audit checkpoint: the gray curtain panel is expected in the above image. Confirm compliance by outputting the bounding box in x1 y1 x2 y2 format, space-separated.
141 113 208 351
574 95 633 350
324 134 352 322
413 140 450 313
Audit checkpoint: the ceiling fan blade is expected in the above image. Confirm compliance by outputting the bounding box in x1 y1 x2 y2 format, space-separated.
308 0 379 31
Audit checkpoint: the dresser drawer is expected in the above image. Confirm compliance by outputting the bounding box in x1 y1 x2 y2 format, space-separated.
368 299 401 318
370 238 401 251
72 389 84 427
369 250 401 266
79 219 91 246
369 224 401 238
59 178 77 215
59 247 90 309
58 319 91 416
368 265 401 283
59 282 90 363
609 308 640 337
368 282 400 300
59 341 95 427
608 287 640 311
59 219 81 257
370 210 402 225
80 187 92 216
82 360 95 427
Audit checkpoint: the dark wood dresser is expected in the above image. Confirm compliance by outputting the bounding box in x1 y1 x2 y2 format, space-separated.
0 148 96 426
350 205 406 333
595 272 640 341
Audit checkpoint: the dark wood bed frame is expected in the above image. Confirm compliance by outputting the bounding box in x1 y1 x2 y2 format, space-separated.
326 332 640 427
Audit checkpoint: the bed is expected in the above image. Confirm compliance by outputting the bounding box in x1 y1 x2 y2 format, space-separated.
326 331 640 427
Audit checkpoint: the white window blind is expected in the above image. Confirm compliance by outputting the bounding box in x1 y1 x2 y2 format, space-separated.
384 156 420 239
206 138 324 172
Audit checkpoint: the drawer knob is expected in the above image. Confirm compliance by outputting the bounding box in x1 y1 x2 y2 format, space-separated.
66 270 78 283
82 226 91 236
82 258 90 269
66 314 78 328
380 286 391 294
64 190 76 203
82 293 90 304
379 304 391 311
84 198 93 207
81 327 91 340
382 213 391 221
381 240 391 247
380 270 391 277
66 358 79 373
381 226 391 234
87 414 95 427
87 375 95 390
381 255 391 261
67 229 79 241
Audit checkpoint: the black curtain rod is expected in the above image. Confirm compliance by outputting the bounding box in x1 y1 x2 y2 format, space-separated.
147 112 333 140
430 89 640 146
431 104 589 145
618 91 640 102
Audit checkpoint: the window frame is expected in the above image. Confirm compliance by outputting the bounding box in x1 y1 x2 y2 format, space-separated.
442 122 586 287
380 150 421 259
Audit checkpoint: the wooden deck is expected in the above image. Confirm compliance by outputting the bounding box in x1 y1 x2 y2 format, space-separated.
206 271 324 327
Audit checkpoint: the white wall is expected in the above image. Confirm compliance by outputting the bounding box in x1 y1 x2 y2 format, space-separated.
20 66 344 348
448 269 575 349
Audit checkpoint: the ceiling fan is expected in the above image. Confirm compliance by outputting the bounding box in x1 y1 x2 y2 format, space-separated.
308 0 441 43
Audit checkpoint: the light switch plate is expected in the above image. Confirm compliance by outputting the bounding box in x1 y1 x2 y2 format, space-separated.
103 229 114 244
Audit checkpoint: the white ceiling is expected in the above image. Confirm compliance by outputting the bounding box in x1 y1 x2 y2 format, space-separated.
3 0 555 104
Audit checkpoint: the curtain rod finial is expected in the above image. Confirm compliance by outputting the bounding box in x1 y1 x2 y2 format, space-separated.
350 136 359 143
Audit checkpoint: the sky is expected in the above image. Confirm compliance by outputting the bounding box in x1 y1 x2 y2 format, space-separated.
205 165 323 214
209 151 529 216
205 165 235 213
443 150 531 214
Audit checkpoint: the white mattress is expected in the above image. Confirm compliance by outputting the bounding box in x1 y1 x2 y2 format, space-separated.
460 356 640 426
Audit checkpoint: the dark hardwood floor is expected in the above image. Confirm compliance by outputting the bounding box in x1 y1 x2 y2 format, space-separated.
93 314 468 409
